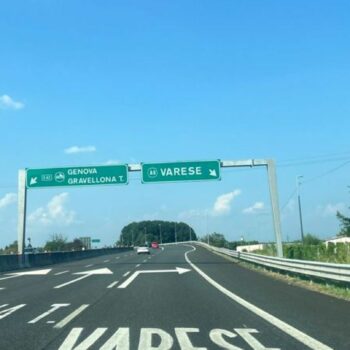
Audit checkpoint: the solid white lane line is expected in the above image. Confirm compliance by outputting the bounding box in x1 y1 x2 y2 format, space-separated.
54 305 90 329
184 245 332 350
107 281 119 289
54 270 69 276
123 271 130 277
103 260 110 263
85 264 93 268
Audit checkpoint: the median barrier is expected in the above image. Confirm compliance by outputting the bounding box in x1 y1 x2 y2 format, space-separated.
0 247 132 272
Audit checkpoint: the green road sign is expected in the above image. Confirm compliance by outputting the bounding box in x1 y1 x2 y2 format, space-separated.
142 160 221 183
91 239 101 243
26 165 128 188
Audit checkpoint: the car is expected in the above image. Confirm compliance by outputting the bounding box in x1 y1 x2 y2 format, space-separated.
151 242 159 249
137 246 150 255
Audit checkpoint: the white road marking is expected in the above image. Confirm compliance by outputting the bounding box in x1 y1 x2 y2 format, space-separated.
143 259 147 263
54 270 69 276
115 257 120 260
107 281 119 289
58 327 107 349
47 321 55 324
85 264 93 268
54 274 90 289
136 264 141 268
28 304 70 324
0 287 5 290
0 268 51 281
54 305 90 329
118 268 190 289
0 304 26 320
103 260 110 263
54 268 113 289
123 271 130 277
138 328 173 349
184 245 332 350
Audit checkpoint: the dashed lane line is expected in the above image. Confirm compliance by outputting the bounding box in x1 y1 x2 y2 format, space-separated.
107 281 119 289
54 271 69 276
123 271 131 277
54 305 90 329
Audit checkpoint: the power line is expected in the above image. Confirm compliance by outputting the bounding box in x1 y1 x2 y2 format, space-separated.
302 160 350 184
280 189 297 212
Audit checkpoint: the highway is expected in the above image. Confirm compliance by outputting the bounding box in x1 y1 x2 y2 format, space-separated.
0 244 349 350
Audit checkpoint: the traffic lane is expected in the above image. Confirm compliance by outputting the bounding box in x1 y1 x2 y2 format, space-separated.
0 251 161 349
187 244 350 350
46 245 311 350
0 248 161 294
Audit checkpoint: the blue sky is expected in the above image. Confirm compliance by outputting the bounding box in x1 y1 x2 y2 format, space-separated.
0 1 349 247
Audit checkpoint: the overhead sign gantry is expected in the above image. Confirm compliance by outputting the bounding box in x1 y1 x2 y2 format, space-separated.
18 159 283 257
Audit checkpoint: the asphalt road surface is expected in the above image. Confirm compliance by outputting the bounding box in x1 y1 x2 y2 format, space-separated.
0 244 349 349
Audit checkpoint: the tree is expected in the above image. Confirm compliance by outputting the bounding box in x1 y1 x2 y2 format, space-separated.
3 241 18 254
201 233 227 247
336 211 350 237
44 234 67 252
119 220 197 245
303 233 322 245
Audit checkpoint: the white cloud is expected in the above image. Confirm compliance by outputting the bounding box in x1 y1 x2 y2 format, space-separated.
178 190 242 219
28 193 76 226
64 145 96 154
0 94 24 110
212 190 241 216
323 202 347 217
243 201 265 214
178 209 206 220
0 193 17 209
104 159 121 165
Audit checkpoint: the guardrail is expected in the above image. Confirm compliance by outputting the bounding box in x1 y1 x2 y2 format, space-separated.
161 241 350 283
196 242 350 283
0 247 132 273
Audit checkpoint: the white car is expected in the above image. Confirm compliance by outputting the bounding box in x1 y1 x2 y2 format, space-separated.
137 246 150 255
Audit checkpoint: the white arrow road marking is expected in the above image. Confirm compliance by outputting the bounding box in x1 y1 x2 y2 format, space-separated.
118 267 191 289
0 268 52 281
54 268 113 289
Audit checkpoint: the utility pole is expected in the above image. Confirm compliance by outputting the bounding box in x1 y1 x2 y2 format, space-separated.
296 175 305 243
175 222 177 244
159 223 162 244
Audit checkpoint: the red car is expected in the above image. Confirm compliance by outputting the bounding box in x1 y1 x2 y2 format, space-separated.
151 242 159 249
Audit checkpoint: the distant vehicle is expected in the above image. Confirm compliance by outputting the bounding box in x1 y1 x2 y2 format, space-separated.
137 246 150 255
151 242 159 249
